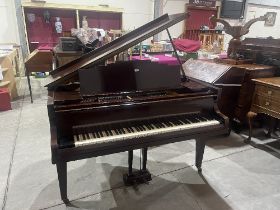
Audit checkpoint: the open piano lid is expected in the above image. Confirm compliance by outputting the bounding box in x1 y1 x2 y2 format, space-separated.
46 13 188 89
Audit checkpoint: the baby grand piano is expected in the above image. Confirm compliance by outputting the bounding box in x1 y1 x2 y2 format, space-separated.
46 13 229 203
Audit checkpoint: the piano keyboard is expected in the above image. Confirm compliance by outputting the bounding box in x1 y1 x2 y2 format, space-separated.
73 113 221 147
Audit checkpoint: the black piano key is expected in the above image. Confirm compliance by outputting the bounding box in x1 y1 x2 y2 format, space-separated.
105 129 110 136
126 126 133 133
100 126 107 136
163 119 173 127
115 128 120 135
152 121 160 128
155 120 163 128
131 126 137 132
107 125 114 136
138 125 145 131
201 115 209 121
203 114 214 121
170 118 179 125
98 129 103 137
145 123 153 130
191 114 200 122
80 128 86 139
175 117 183 125
119 127 125 134
144 123 151 130
140 124 147 130
127 124 134 132
156 120 165 128
120 127 126 134
134 125 140 131
177 117 186 125
116 128 122 134
95 131 100 138
186 115 196 123
178 117 188 124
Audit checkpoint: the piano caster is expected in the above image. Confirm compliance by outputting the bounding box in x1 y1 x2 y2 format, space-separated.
244 137 251 144
245 111 257 144
224 127 231 137
123 170 152 186
195 139 205 174
62 198 70 204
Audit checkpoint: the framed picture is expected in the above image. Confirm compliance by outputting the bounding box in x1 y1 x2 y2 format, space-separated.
265 12 277 26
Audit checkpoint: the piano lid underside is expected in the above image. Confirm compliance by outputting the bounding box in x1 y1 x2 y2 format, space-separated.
46 13 188 89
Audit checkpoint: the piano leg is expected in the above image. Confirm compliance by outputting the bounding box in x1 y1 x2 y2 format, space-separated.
195 139 206 173
142 148 148 170
56 162 69 203
128 150 133 175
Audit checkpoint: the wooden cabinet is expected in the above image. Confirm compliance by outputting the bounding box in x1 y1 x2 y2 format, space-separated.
184 60 277 123
246 77 280 142
22 2 123 53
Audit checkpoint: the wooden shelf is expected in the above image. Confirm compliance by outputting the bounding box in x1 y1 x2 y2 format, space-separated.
22 2 123 13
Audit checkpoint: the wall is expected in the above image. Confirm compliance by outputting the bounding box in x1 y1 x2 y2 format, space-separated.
21 0 154 32
244 4 280 39
0 0 19 44
162 0 189 39
248 0 280 7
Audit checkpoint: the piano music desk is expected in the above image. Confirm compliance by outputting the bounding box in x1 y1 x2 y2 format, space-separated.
246 77 280 143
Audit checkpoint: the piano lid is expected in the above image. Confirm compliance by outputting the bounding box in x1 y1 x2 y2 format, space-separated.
46 13 188 89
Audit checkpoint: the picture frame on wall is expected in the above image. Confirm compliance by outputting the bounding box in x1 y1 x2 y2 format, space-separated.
264 12 277 26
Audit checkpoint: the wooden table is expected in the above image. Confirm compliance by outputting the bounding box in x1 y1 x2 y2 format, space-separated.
246 77 280 143
25 49 54 103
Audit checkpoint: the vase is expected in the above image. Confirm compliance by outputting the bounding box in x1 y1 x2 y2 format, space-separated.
55 17 62 33
27 13 35 23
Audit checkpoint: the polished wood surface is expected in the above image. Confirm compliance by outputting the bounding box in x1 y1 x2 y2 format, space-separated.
25 49 53 73
47 13 229 203
46 13 188 89
237 38 280 64
25 49 54 103
246 77 280 142
48 80 229 202
183 59 277 122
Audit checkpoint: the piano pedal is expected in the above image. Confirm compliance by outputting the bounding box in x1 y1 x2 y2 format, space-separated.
123 170 152 186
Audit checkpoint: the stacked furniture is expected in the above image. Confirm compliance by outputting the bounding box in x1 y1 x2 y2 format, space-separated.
0 49 19 100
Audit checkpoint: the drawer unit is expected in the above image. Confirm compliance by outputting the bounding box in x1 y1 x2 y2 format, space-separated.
246 77 280 143
255 84 280 102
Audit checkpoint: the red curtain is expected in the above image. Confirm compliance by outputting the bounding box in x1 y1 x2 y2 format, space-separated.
185 8 217 40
